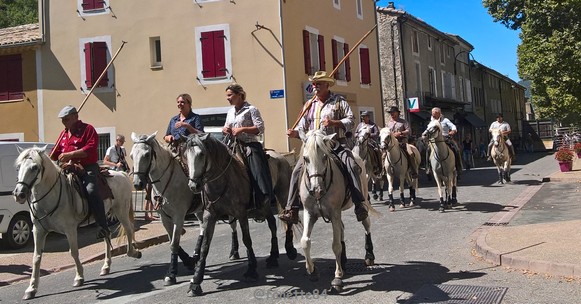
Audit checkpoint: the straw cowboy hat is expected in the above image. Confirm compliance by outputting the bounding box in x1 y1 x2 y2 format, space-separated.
309 71 335 87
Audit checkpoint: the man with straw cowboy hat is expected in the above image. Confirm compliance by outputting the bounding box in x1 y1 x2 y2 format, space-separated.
386 106 419 179
279 71 368 224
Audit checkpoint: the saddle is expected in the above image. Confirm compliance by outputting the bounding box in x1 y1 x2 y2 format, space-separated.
62 163 115 202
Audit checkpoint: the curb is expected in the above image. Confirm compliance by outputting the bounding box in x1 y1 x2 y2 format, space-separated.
2 234 169 286
473 177 581 278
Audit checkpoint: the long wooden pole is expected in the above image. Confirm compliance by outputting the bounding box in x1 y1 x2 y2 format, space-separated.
290 24 377 130
49 41 127 159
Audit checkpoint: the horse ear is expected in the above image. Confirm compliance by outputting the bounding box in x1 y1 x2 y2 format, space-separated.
39 145 48 153
146 131 158 142
199 133 209 141
131 132 140 142
16 145 24 154
325 133 337 141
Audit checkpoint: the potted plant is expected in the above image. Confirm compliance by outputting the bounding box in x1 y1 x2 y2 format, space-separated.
554 147 574 172
574 143 581 158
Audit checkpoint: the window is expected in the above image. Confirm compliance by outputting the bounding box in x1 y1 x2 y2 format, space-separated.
356 0 363 19
303 28 325 75
150 37 162 68
427 36 432 51
442 71 455 99
333 0 340 9
439 44 445 64
332 37 350 82
82 40 110 89
415 61 422 93
97 133 110 161
359 45 371 85
0 54 23 101
77 0 109 17
459 76 465 101
428 67 437 97
465 79 472 103
195 24 232 84
81 0 105 11
412 30 419 54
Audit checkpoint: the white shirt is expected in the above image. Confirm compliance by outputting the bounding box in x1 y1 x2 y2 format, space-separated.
105 145 127 170
489 121 511 133
432 116 456 136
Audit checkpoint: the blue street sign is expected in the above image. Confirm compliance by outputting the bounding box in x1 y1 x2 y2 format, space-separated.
270 89 284 99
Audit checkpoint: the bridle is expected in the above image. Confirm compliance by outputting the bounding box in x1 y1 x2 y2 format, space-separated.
381 131 404 166
132 140 179 198
303 146 333 199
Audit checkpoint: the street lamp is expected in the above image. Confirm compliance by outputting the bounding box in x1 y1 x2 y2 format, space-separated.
454 50 477 75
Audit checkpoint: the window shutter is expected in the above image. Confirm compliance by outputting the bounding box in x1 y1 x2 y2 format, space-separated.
92 42 109 87
360 47 370 84
0 56 10 101
214 30 226 77
200 31 216 78
344 43 351 82
84 42 94 88
331 39 338 79
7 55 23 100
82 0 95 10
302 30 311 75
318 34 325 71
94 0 105 9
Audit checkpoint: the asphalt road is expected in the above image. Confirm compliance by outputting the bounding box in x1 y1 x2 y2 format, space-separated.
1 152 580 303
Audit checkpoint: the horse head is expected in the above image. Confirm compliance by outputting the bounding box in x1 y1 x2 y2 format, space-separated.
130 131 158 190
424 119 443 142
490 129 503 147
302 130 335 200
13 146 50 204
355 125 371 146
184 133 215 193
379 127 398 150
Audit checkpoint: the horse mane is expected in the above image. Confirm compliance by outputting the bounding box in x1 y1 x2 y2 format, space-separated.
187 133 237 170
15 147 55 170
304 130 334 158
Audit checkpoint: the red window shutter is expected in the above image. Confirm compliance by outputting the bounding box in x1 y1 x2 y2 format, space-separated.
8 56 23 100
94 0 105 9
318 34 325 71
331 39 338 79
302 30 311 75
200 31 215 78
0 57 9 101
360 47 370 84
82 0 94 10
344 43 351 82
84 42 94 88
213 30 226 77
92 42 109 87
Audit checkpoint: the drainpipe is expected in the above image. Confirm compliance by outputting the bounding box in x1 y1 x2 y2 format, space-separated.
398 13 409 122
374 5 386 125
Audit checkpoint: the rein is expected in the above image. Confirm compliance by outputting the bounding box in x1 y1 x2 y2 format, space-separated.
134 140 180 199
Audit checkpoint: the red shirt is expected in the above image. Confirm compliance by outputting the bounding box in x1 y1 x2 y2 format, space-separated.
52 120 99 166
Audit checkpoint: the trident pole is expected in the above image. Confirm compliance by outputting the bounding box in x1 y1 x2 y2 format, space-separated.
290 24 377 130
49 41 127 159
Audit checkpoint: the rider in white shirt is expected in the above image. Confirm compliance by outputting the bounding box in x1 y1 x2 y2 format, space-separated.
487 113 515 160
422 107 463 176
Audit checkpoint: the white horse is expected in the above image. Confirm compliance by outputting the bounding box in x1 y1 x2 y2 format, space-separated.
490 128 512 184
423 120 458 212
300 130 377 292
379 128 420 211
12 146 141 300
353 125 384 201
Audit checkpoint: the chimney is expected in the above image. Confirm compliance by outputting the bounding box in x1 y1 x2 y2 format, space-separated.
387 2 395 8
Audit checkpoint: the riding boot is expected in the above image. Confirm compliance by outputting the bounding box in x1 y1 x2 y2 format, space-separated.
508 144 516 161
338 148 368 222
279 159 302 224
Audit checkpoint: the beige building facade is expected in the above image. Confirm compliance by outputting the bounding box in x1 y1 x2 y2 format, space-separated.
2 0 381 158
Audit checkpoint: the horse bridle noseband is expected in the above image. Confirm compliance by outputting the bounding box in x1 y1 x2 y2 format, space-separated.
133 140 178 199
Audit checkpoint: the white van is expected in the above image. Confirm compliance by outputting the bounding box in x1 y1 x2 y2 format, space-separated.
0 142 53 249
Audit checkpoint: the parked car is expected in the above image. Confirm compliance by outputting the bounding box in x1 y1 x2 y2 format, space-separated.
0 142 53 249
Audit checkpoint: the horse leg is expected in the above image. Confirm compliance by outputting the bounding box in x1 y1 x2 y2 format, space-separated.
238 216 259 281
188 216 217 297
378 178 384 201
265 214 280 268
498 168 504 184
101 229 113 276
284 223 298 260
451 186 458 205
399 176 406 208
330 215 344 293
301 211 319 281
409 185 416 207
116 208 142 259
361 216 375 266
64 230 85 285
23 227 48 300
229 220 240 260
160 215 180 286
386 175 395 211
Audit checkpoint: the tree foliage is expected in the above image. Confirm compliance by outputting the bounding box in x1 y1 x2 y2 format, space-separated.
483 0 581 125
0 0 38 28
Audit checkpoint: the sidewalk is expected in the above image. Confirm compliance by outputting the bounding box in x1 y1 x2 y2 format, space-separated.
474 156 581 278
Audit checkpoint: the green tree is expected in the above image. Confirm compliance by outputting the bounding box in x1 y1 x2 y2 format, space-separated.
483 0 581 125
0 0 38 28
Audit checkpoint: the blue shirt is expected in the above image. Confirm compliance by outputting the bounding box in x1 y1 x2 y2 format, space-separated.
165 111 204 141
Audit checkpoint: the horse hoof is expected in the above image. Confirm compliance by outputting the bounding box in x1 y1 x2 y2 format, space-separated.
266 256 279 268
73 278 84 287
439 207 445 212
389 206 395 212
400 203 405 208
134 251 143 259
331 278 344 292
409 201 415 207
187 283 203 297
372 194 378 200
286 247 298 260
365 258 375 266
308 268 319 282
164 276 177 286
230 252 240 260
23 291 37 300
192 254 200 264
100 268 110 276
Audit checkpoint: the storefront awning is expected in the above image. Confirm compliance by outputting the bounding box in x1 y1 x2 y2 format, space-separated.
464 113 487 128
410 111 431 120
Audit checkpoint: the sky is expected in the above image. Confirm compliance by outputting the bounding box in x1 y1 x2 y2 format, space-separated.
376 0 522 81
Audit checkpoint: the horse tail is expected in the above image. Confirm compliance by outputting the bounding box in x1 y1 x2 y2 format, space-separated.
365 199 381 218
114 198 135 247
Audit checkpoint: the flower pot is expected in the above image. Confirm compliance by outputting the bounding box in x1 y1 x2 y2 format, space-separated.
559 161 573 172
